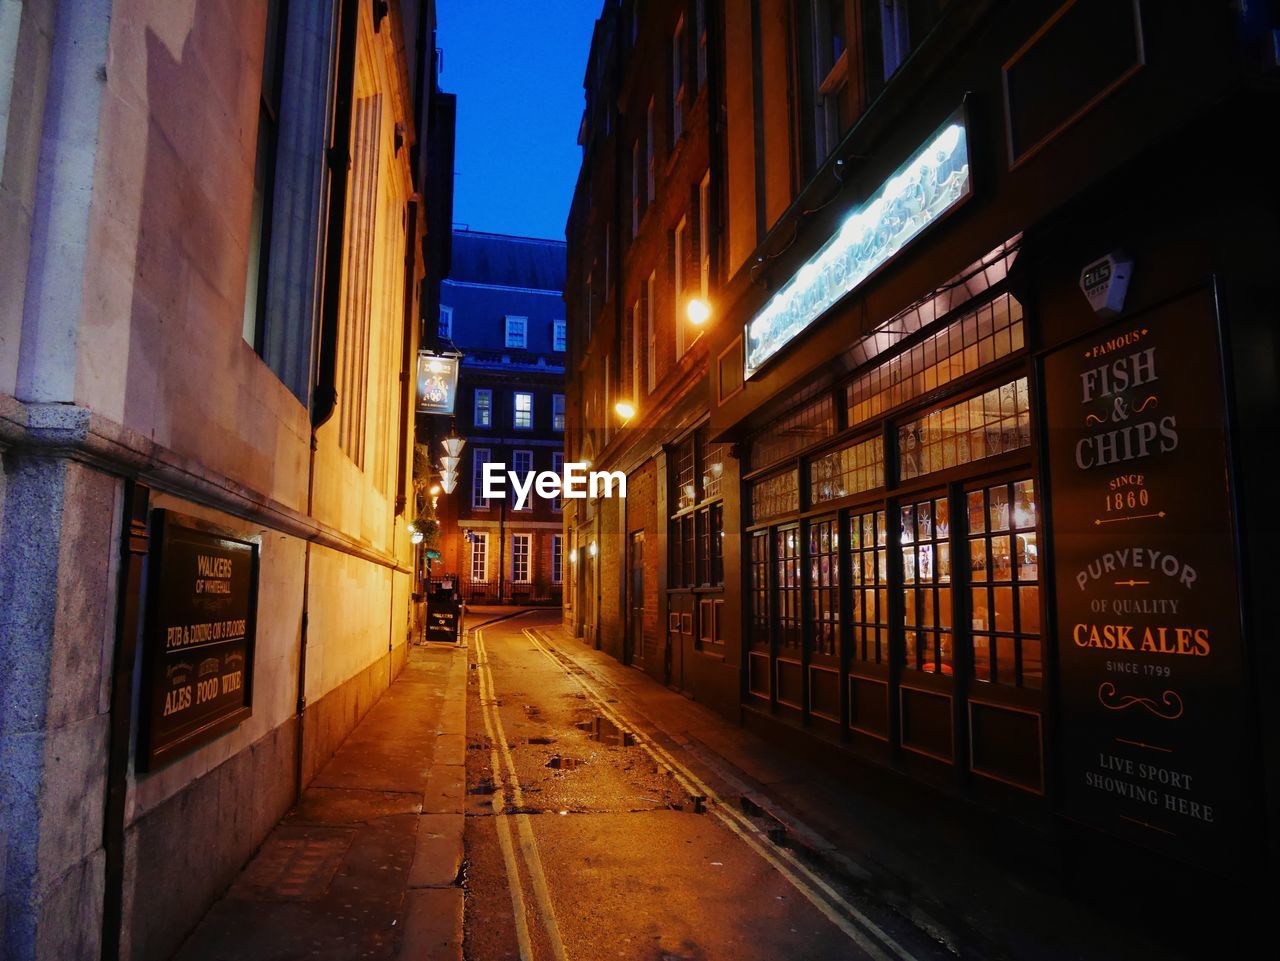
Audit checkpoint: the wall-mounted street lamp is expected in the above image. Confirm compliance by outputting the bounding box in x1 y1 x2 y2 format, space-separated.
410 530 424 545
614 400 636 421
588 541 598 557
438 423 465 494
686 297 711 326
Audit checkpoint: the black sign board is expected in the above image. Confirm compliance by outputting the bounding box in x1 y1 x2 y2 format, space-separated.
1042 289 1247 873
139 511 259 770
426 582 461 642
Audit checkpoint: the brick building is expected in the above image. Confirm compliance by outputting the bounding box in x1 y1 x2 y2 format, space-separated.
565 0 1280 928
426 230 567 605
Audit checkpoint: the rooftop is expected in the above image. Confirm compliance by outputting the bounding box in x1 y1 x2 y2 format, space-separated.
447 229 567 292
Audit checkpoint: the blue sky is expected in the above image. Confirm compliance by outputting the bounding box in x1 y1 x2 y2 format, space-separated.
438 1 601 241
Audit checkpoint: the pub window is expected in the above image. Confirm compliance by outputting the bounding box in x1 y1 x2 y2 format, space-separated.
701 435 724 500
750 468 799 525
552 534 564 584
847 293 1025 428
675 435 697 510
669 428 726 589
968 478 1042 688
553 319 567 352
553 394 566 431
808 518 839 657
750 531 771 641
848 509 889 663
776 526 802 652
809 435 884 505
900 495 953 675
438 305 453 341
897 376 1030 481
749 392 835 471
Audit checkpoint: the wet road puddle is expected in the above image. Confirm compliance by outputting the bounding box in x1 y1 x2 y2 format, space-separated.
545 755 586 770
576 716 635 746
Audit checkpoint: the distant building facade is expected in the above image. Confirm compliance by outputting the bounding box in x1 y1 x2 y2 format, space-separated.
0 2 453 959
565 0 1280 929
425 230 567 605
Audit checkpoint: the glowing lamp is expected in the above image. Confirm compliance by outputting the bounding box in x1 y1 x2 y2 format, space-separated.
614 400 636 420
686 298 711 326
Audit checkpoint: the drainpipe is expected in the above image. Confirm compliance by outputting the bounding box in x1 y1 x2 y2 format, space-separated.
298 0 359 798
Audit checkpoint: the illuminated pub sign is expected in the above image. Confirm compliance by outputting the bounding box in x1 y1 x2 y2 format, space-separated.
744 109 972 378
1042 290 1248 874
139 512 259 770
417 351 460 414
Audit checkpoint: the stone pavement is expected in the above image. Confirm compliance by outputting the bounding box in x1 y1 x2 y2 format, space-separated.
171 638 468 961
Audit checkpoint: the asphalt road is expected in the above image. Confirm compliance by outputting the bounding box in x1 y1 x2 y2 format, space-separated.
462 610 953 961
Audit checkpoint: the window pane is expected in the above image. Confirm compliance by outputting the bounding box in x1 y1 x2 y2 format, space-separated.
1022 638 1043 689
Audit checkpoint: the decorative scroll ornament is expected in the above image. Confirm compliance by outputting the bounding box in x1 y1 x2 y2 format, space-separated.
1097 682 1184 720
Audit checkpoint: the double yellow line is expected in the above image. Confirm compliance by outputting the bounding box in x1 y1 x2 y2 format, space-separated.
473 628 569 961
523 627 919 961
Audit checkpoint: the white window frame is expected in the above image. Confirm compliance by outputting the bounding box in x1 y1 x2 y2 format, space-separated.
553 319 567 352
438 305 453 340
512 449 534 510
552 534 563 584
513 391 533 430
470 532 488 582
471 448 491 509
631 299 642 403
553 394 566 431
474 388 492 428
699 170 712 301
674 216 688 357
646 271 657 393
505 315 528 349
512 533 532 584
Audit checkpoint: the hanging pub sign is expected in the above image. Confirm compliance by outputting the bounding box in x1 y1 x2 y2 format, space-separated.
139 511 259 770
417 351 460 414
744 107 972 378
1042 288 1248 874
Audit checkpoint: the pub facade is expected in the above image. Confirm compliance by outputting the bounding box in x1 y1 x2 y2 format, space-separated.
564 0 1280 926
